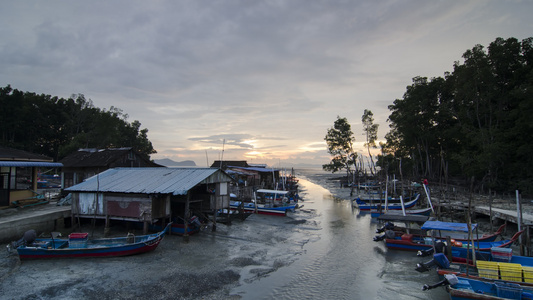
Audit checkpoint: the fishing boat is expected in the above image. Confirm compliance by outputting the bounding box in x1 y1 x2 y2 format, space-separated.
229 200 296 216
8 223 171 260
149 217 202 236
434 258 533 286
423 273 533 299
369 206 433 218
356 193 420 211
229 189 298 216
215 208 254 224
355 193 420 205
375 223 506 243
383 220 523 253
420 247 533 284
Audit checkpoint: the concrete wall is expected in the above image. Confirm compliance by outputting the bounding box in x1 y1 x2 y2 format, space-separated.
0 208 71 243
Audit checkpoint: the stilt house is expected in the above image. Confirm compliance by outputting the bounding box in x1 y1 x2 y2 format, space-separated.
65 167 234 234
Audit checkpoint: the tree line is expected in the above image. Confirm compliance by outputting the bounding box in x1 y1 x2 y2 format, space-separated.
324 37 533 196
0 85 156 161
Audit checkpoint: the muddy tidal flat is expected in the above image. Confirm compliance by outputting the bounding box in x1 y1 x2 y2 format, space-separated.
1 171 451 300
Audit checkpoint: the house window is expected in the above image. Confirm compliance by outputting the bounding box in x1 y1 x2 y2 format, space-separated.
219 182 228 195
15 167 32 190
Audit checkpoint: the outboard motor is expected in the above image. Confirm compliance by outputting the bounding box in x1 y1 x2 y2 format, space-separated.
422 274 458 291
376 222 395 233
7 230 37 253
415 253 450 272
373 229 396 242
417 240 446 257
189 216 202 227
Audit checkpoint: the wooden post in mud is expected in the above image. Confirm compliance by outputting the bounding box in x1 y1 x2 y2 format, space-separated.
446 236 452 261
467 177 476 264
488 189 493 232
525 225 531 256
143 221 148 235
104 214 110 237
184 191 190 243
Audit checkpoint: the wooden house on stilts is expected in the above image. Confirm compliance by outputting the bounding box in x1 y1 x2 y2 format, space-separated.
65 167 234 240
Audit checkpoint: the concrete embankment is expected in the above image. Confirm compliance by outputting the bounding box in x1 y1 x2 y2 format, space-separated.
0 203 71 243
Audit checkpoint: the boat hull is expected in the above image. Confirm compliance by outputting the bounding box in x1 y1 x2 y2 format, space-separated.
150 223 199 236
385 233 516 252
229 206 288 216
229 201 295 216
447 276 533 300
369 207 432 218
16 224 169 260
357 194 420 211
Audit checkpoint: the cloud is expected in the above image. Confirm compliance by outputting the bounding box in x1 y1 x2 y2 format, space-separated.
1 1 531 167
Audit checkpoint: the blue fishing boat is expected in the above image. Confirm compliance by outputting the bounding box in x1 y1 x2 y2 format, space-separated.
229 200 296 216
356 193 420 211
9 223 171 260
355 193 419 205
375 223 505 244
423 246 533 285
384 221 522 253
369 206 433 218
229 189 298 216
423 274 533 299
149 217 202 236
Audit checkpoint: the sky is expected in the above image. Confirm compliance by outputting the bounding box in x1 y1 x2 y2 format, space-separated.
1 1 532 168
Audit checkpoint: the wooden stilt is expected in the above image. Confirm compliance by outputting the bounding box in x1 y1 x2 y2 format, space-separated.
104 215 110 237
184 192 190 242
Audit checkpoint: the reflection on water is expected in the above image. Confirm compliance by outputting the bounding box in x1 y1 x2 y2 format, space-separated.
232 169 448 300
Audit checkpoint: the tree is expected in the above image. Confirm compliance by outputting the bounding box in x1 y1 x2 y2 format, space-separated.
383 36 533 196
323 116 358 183
362 109 379 175
0 86 156 160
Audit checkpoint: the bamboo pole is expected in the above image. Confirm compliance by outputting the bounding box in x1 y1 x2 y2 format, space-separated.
423 181 434 214
517 190 523 255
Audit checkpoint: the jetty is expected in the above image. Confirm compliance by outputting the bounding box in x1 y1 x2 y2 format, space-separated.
432 199 533 256
435 202 533 226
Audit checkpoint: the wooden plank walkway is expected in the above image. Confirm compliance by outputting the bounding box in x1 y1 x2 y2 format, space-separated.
434 202 533 226
475 206 533 227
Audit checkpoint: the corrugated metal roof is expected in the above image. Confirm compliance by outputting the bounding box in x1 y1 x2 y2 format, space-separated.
65 167 233 195
0 161 63 167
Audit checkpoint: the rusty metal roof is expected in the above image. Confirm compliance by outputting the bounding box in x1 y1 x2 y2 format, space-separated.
65 167 233 195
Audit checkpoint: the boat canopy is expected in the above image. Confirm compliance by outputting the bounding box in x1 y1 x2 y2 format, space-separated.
377 214 429 224
256 189 289 195
421 221 477 232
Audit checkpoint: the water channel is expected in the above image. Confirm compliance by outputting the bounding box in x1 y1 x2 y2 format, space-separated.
232 169 449 299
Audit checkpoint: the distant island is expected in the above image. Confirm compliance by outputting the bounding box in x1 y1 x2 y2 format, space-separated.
154 158 197 167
